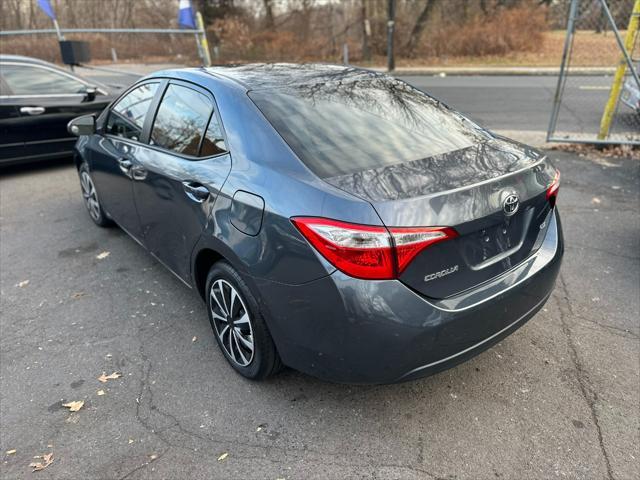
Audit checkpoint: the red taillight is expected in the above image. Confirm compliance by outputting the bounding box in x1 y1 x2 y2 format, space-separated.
546 170 560 206
291 217 457 280
389 226 459 273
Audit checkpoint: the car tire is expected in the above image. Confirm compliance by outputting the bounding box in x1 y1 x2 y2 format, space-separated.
206 261 282 380
78 163 112 227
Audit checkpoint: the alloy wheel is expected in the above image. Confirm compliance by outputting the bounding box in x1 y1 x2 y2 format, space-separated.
209 279 255 367
80 171 101 222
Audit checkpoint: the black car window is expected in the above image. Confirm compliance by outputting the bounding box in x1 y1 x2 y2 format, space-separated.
249 78 489 178
106 82 159 142
1 64 87 95
150 84 212 156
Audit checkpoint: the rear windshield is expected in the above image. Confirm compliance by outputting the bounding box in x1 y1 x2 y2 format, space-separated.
249 77 488 178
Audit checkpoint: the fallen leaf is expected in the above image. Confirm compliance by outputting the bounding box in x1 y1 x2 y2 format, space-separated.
217 452 228 462
192 336 197 342
62 400 84 412
71 292 87 299
98 371 121 383
97 390 105 396
6 449 16 455
16 280 29 288
96 251 110 260
29 452 53 472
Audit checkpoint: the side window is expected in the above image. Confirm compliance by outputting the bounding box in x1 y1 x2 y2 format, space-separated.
200 112 228 156
0 75 12 96
106 82 158 142
150 84 213 156
1 64 87 95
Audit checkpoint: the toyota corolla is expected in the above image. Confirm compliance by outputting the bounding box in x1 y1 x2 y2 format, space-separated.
68 64 563 384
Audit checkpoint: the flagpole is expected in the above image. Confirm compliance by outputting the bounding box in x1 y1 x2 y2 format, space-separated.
52 18 64 41
196 12 211 67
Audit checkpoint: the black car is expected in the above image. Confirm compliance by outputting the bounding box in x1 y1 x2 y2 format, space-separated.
69 64 563 384
0 54 116 166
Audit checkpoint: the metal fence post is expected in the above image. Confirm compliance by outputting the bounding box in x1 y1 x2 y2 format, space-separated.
547 0 578 141
598 0 640 140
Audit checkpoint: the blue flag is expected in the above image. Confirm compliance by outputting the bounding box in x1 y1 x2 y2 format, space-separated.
37 0 56 20
178 0 196 29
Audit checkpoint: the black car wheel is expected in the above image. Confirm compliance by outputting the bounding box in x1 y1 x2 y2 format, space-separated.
78 163 112 227
206 261 281 380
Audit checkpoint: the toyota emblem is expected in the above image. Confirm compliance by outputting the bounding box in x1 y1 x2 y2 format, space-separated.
502 194 519 216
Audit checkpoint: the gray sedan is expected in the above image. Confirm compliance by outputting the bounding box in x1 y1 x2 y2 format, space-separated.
68 64 563 384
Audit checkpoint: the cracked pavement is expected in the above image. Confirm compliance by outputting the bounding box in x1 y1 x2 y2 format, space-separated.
0 150 638 479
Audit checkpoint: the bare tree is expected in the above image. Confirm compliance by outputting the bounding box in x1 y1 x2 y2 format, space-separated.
405 0 441 57
263 0 275 29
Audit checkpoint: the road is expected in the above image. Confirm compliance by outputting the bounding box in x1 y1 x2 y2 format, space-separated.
402 75 612 136
81 66 617 142
1 146 638 479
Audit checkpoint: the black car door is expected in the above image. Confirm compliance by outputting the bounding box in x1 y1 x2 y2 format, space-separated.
0 77 24 163
0 62 111 162
131 81 231 282
87 81 161 240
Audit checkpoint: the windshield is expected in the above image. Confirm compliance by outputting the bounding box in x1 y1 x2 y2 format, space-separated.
249 77 488 178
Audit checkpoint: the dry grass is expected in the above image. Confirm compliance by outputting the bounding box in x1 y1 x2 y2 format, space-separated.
413 6 546 58
550 143 640 160
396 30 627 68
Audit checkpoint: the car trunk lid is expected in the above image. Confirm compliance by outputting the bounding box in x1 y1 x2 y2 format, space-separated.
324 138 558 299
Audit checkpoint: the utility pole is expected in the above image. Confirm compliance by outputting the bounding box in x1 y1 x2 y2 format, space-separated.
387 0 395 72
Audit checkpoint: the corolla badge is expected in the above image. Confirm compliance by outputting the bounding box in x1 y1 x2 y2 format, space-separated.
424 265 459 282
502 193 519 217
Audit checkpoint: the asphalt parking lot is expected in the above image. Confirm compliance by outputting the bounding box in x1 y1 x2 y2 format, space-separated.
0 147 638 480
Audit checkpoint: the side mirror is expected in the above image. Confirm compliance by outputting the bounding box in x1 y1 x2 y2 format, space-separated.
83 86 97 102
68 114 96 136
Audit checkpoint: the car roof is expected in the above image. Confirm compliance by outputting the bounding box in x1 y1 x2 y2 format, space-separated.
0 54 56 67
202 63 387 91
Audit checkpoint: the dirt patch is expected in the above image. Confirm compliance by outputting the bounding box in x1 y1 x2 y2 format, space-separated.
550 143 640 161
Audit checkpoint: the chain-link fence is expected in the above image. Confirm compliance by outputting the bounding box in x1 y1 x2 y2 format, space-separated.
0 30 206 65
3 0 640 147
547 0 640 145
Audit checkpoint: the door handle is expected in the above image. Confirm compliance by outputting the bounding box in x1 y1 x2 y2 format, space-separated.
182 181 210 203
130 165 147 181
20 106 45 116
117 157 133 176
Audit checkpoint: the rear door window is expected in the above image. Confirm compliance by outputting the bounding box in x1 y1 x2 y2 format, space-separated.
200 112 227 156
149 84 214 156
106 82 159 142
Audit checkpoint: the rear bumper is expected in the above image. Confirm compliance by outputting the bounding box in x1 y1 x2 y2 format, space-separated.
255 210 564 384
